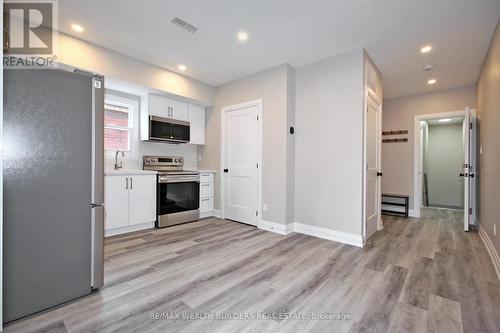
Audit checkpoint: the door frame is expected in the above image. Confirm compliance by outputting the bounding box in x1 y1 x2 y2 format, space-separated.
220 99 263 227
362 87 383 241
413 110 466 218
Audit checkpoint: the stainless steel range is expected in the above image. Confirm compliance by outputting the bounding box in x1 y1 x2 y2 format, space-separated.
143 156 200 228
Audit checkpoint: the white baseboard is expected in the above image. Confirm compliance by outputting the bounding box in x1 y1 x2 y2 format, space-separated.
200 211 214 219
409 209 419 218
213 209 222 218
105 222 154 237
200 209 222 219
259 220 294 235
258 220 363 248
293 223 364 248
479 226 500 282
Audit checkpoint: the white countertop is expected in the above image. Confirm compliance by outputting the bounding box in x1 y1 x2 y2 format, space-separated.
105 169 157 176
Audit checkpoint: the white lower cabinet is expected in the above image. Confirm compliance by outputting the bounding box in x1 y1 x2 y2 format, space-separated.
104 174 156 236
199 172 215 218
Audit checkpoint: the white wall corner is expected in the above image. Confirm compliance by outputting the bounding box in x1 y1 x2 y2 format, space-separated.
479 226 500 282
293 223 364 248
259 220 294 235
212 209 222 219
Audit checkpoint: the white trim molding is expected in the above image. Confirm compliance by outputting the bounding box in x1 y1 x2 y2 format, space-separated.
105 222 154 237
294 223 364 248
260 221 364 248
200 209 222 219
259 220 294 235
479 226 500 282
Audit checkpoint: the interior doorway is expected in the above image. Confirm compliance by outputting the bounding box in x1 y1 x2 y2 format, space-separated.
421 117 465 210
413 108 477 231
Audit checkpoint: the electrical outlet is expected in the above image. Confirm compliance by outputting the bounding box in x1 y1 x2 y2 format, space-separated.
262 203 268 211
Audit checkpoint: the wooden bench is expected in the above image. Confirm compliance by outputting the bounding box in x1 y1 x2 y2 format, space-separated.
381 193 409 218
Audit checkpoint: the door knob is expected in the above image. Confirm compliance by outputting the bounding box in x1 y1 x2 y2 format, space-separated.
377 172 383 177
459 173 464 177
223 169 229 173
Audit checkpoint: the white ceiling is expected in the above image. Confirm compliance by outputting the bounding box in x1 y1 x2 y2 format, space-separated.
59 0 500 99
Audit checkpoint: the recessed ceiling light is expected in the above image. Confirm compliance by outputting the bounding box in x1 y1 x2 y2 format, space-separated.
71 24 84 33
178 64 186 71
421 45 432 53
237 31 249 43
438 118 452 123
427 79 437 85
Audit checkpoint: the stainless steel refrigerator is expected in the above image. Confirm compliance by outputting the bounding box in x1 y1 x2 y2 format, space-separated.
3 67 105 323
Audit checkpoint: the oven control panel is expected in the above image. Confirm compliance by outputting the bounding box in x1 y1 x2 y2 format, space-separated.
143 155 184 168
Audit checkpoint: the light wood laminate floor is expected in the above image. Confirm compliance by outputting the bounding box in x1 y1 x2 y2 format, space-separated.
4 208 500 333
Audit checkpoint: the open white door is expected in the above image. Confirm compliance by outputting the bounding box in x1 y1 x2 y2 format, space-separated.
222 103 261 226
365 91 382 239
462 107 477 231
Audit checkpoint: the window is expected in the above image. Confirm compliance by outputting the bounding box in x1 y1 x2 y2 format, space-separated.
104 98 132 151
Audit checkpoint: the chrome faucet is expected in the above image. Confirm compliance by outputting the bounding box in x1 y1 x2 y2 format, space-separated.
114 150 124 170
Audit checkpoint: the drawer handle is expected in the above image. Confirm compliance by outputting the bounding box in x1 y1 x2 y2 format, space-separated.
201 199 211 202
201 184 210 187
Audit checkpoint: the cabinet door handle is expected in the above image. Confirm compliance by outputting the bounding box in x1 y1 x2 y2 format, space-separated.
201 198 211 202
130 177 133 189
201 184 210 187
125 177 128 189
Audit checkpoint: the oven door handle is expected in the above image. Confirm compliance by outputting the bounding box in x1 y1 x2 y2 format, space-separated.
159 178 200 184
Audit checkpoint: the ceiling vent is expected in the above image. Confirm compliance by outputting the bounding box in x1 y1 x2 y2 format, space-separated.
171 17 198 34
423 64 436 72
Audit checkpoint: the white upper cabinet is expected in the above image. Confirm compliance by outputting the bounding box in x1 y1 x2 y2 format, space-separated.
148 94 170 118
188 104 205 145
143 94 206 145
170 99 189 121
148 94 188 121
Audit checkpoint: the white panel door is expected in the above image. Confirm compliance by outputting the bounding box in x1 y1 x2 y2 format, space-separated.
365 92 381 239
104 176 129 230
188 104 205 144
128 175 157 226
462 107 477 231
170 99 189 121
223 105 259 226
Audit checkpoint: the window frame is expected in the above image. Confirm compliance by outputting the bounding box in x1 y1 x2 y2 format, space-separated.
103 91 140 158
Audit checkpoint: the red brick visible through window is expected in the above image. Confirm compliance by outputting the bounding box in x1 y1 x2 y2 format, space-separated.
104 107 129 150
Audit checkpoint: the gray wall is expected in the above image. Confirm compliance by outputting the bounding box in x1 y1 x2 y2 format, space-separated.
294 49 365 235
477 19 500 256
426 123 464 208
198 64 295 225
382 86 476 210
58 33 215 106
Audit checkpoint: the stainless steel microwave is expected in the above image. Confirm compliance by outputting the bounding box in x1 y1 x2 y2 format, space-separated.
148 115 190 143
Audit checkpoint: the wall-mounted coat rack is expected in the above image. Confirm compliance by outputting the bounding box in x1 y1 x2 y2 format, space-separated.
382 138 408 143
382 130 408 136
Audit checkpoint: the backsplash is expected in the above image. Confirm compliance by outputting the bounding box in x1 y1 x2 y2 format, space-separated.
104 142 198 170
